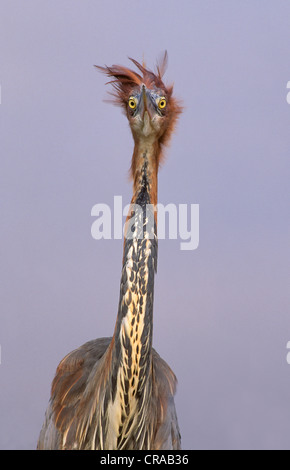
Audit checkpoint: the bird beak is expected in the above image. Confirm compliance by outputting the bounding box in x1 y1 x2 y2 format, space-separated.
142 85 147 112
140 85 153 121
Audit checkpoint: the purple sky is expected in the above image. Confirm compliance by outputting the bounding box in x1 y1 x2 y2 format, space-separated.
1 1 290 450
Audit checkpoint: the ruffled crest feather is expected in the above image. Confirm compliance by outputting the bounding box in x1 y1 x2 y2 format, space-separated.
95 51 170 107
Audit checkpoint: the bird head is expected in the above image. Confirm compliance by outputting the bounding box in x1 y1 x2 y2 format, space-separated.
95 52 182 147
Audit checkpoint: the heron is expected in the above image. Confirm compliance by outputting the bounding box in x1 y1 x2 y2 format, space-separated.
37 52 182 450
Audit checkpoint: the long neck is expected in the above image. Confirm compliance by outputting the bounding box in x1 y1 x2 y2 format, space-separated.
108 139 159 448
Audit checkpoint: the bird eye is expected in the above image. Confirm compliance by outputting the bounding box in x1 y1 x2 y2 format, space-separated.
128 97 137 109
158 97 167 110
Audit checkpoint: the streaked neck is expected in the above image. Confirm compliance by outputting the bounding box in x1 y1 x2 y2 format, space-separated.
107 139 159 448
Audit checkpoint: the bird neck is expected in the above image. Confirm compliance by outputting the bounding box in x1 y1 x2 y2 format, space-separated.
131 138 160 207
107 139 160 448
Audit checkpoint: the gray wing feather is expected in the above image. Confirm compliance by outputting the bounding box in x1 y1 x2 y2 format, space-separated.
151 349 181 450
37 337 111 450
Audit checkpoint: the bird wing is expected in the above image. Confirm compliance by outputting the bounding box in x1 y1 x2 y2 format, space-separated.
151 348 181 450
37 337 112 449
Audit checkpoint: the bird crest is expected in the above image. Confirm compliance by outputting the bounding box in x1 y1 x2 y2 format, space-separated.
95 51 171 108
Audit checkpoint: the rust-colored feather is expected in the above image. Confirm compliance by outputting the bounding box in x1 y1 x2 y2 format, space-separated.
94 63 143 107
155 50 168 80
94 51 177 111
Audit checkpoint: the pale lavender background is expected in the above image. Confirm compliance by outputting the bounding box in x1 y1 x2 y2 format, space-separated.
0 0 290 450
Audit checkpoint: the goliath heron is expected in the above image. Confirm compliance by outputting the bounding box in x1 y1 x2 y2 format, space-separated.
37 52 182 450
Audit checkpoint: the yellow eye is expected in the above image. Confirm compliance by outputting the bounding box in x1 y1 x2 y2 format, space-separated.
128 97 137 109
158 97 167 110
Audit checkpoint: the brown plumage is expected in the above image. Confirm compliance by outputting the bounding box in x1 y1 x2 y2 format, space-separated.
37 53 182 450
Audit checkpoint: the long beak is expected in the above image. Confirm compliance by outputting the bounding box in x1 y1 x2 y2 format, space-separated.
142 85 147 112
141 85 153 121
